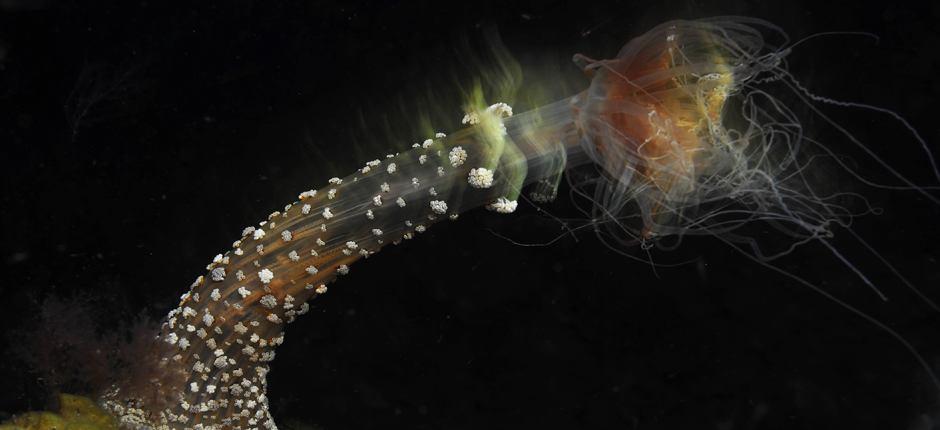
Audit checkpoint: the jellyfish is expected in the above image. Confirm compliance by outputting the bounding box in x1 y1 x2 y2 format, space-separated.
87 17 938 429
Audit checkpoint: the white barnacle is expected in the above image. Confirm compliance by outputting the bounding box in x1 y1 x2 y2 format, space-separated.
468 167 494 188
486 197 518 214
259 295 277 309
486 102 513 118
256 244 264 254
258 269 274 284
428 187 437 196
419 154 428 165
412 177 420 188
253 229 265 240
238 286 251 298
298 189 317 200
435 132 446 138
210 288 221 301
288 250 300 262
342 248 353 256
266 313 283 324
437 166 445 177
234 322 248 334
387 163 397 174
337 265 349 275
380 182 390 192
367 159 382 167
242 226 256 237
236 270 246 281
448 146 467 167
316 238 326 246
210 267 226 282
415 225 427 233
462 112 480 125
328 189 337 199
328 177 343 185
178 337 191 350
213 253 224 264
366 209 375 219
301 204 311 215
305 265 318 275
234 248 244 256
182 307 197 318
429 200 447 215
213 356 229 368
165 332 179 345
422 139 434 149
281 230 292 242
372 195 382 206
322 207 334 219
191 382 200 393
372 228 383 236
396 196 406 207
203 313 215 326
346 241 358 250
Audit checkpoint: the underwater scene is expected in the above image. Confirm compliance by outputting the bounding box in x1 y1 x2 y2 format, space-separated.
1 1 939 429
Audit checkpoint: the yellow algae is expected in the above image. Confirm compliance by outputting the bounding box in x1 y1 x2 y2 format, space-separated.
1 394 116 430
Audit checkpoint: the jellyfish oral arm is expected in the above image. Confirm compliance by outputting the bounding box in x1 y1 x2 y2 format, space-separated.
98 100 588 429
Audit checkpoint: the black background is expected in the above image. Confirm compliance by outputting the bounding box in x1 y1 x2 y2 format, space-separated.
2 1 940 429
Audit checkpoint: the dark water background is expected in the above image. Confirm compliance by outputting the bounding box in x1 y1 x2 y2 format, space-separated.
1 1 939 429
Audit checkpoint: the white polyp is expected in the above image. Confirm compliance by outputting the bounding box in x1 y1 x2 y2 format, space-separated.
258 269 274 284
449 146 468 167
430 200 448 214
486 197 518 214
468 168 494 188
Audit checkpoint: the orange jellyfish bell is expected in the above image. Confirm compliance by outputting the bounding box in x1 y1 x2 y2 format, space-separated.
572 20 744 239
